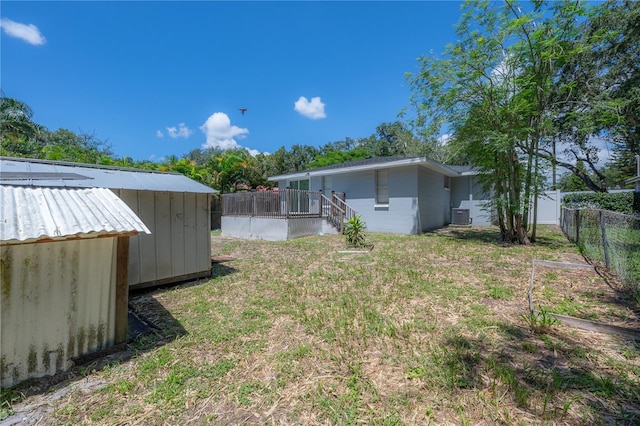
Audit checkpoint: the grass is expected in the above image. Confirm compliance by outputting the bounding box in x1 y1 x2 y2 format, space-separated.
3 225 640 424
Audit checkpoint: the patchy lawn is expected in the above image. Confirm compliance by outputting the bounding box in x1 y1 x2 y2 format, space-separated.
3 226 640 425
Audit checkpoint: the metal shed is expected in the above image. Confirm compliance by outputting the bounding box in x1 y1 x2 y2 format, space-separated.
0 157 216 290
0 185 150 388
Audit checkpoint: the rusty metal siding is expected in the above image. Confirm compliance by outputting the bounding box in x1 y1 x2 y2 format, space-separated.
1 237 117 388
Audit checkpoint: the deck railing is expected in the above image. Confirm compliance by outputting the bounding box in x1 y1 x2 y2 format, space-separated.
222 189 322 218
321 192 357 232
222 189 358 232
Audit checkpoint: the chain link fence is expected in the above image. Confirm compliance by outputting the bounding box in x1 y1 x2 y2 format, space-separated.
561 207 640 289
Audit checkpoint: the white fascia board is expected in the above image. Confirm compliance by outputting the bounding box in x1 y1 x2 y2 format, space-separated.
268 157 460 181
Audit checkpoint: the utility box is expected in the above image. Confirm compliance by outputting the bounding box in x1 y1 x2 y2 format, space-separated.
451 208 470 225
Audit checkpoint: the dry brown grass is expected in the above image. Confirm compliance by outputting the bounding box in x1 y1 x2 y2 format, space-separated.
4 226 640 425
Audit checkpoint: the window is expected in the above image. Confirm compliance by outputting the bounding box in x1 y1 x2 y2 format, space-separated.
288 179 310 213
376 169 389 205
288 179 309 190
322 176 332 193
444 175 450 190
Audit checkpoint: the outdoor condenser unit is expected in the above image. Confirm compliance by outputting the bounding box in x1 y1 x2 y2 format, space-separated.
451 208 470 225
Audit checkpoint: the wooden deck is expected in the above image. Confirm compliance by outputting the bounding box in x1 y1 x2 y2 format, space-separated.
222 189 356 233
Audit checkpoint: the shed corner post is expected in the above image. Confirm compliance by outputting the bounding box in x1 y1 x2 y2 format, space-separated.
115 236 130 344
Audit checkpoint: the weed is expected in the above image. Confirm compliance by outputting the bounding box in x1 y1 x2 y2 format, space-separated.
487 284 514 300
0 389 22 420
521 307 559 334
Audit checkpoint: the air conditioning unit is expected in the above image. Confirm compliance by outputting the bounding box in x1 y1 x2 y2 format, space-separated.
451 208 470 225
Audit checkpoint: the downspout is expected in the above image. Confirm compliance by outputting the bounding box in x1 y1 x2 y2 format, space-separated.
469 175 473 225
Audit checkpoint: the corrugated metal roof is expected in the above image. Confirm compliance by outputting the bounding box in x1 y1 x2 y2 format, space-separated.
0 157 216 193
1 185 151 243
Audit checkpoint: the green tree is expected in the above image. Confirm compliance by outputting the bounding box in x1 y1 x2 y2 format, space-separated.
557 162 590 192
407 0 588 244
308 147 371 169
0 91 46 157
41 129 113 163
549 0 639 190
207 149 262 193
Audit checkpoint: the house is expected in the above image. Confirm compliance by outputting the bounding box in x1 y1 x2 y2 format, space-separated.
0 185 150 388
267 157 492 235
221 156 491 240
0 157 216 290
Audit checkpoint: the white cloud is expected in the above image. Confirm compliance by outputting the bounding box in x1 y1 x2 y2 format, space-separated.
0 18 46 46
438 134 452 145
156 130 164 138
200 112 249 150
294 96 326 119
166 123 193 139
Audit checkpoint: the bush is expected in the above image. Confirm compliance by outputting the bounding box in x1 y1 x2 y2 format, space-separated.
344 215 367 248
563 192 635 215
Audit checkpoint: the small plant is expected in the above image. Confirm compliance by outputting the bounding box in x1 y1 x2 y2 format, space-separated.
521 307 559 334
1 389 23 420
344 214 368 248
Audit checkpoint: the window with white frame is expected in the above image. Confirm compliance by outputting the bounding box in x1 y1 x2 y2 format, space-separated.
376 169 389 205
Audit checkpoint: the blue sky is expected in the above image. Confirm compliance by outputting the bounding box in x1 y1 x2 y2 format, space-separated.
2 1 464 161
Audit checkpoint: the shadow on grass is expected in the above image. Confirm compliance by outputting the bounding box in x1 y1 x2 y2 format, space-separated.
427 226 572 250
428 227 503 244
1 275 218 407
211 262 237 279
442 321 640 424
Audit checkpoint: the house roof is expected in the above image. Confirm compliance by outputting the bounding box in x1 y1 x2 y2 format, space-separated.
1 185 151 244
267 156 468 181
0 157 216 193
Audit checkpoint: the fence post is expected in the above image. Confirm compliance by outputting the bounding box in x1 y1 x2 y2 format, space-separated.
575 209 580 245
600 210 610 269
284 189 289 217
252 192 256 217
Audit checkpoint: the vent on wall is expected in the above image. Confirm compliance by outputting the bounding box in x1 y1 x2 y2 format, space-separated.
451 208 470 225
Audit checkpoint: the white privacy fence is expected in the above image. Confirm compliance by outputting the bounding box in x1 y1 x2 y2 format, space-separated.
532 190 634 226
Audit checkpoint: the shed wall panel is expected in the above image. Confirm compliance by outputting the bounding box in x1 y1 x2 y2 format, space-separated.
183 192 198 274
1 238 116 388
196 194 211 273
170 192 186 277
154 191 172 280
137 191 157 283
116 189 142 285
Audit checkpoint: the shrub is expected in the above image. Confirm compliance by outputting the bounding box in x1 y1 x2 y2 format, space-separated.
562 192 635 215
344 214 367 248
